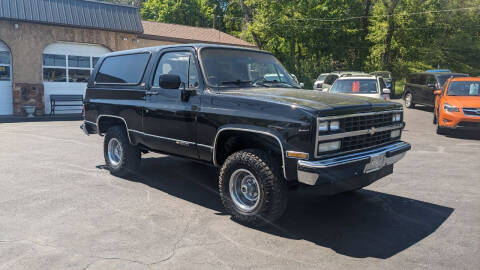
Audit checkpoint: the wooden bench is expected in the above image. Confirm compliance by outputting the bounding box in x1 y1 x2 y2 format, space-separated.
50 95 84 116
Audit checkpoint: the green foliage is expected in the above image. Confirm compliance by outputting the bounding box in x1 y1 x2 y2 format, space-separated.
139 0 480 88
141 0 215 27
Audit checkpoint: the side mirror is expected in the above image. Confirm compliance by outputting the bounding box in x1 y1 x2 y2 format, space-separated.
158 74 181 89
382 88 391 94
316 83 323 88
299 83 304 88
427 83 436 89
434 90 442 95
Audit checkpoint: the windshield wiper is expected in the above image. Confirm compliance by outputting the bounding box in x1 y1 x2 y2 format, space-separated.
221 80 252 85
252 79 299 88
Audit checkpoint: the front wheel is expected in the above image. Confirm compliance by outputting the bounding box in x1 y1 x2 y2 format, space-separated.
404 92 415 108
104 126 141 177
219 149 288 227
436 119 448 135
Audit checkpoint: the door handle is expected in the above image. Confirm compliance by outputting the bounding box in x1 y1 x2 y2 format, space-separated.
145 91 159 96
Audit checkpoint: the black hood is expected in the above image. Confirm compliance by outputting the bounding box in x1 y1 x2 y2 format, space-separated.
218 88 401 114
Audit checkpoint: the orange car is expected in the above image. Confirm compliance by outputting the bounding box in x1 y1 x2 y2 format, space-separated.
434 77 480 134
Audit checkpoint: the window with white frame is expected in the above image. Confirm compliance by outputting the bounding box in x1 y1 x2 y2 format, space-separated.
0 51 11 81
42 54 100 83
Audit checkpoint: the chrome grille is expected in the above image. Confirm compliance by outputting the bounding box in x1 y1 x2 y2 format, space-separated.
341 130 393 152
343 112 394 132
463 108 480 117
316 110 403 157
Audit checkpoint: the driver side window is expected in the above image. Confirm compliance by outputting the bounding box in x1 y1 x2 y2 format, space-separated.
153 51 199 88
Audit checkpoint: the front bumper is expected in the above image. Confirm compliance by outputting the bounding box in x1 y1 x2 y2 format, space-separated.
297 141 411 195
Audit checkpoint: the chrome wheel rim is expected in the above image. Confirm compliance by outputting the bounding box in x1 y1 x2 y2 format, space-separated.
107 138 123 167
405 94 412 107
229 169 261 212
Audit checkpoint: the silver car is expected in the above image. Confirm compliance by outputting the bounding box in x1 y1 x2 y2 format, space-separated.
328 75 391 100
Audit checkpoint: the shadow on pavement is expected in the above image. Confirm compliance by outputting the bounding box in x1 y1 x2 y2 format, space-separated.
409 105 434 113
0 114 82 123
109 155 453 259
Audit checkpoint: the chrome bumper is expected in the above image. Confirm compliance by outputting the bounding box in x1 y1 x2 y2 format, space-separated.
297 141 411 186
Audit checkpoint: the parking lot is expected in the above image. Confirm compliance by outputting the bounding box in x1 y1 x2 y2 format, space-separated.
0 105 479 270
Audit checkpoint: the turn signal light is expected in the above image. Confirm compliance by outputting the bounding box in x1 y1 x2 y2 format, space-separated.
286 151 309 159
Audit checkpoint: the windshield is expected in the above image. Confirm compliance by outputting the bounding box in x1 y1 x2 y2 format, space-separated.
330 79 378 94
438 74 468 86
200 48 298 88
447 81 480 96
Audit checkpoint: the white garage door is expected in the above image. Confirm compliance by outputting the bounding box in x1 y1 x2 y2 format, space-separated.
0 40 13 115
43 42 111 114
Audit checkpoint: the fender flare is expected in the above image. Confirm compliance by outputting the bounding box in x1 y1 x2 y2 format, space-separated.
212 124 287 179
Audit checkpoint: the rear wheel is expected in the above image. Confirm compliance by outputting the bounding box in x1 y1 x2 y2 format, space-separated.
404 92 415 108
219 149 288 227
104 126 141 176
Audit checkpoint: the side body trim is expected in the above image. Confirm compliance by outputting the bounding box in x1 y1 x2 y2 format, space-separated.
129 129 196 146
212 127 287 179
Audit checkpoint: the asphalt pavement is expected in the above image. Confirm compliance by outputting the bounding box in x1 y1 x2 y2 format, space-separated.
0 105 479 269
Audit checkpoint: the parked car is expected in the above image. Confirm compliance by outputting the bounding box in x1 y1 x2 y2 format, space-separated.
433 77 480 134
316 71 368 92
313 73 329 89
370 71 394 97
328 75 391 100
403 71 468 108
81 44 410 226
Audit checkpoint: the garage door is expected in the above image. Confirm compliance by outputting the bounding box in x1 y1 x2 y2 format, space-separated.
0 40 13 115
43 42 111 114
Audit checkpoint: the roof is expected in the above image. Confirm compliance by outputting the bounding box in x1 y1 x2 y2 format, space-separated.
409 72 468 76
141 20 255 48
337 75 376 80
103 43 264 57
0 0 143 33
449 77 480 81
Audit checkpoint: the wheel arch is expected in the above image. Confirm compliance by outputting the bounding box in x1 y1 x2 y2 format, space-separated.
96 115 133 144
212 125 287 179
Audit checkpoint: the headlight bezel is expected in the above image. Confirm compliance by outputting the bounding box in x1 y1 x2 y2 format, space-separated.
443 103 459 112
392 113 402 122
317 140 342 153
318 120 341 133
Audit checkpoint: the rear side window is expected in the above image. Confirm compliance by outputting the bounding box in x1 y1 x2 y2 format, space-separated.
95 53 150 84
406 74 414 84
325 75 338 85
426 75 436 85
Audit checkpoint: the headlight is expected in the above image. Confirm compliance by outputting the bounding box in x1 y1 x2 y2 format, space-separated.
390 129 401 138
330 121 340 131
443 103 459 112
318 120 341 132
318 121 329 132
318 141 341 153
392 113 401 122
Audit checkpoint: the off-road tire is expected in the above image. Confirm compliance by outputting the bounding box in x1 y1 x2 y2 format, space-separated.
104 125 141 177
219 149 288 227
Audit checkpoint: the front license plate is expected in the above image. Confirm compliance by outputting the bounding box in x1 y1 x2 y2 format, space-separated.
364 154 386 173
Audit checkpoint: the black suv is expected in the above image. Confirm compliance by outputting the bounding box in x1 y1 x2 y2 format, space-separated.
403 72 468 108
81 44 410 226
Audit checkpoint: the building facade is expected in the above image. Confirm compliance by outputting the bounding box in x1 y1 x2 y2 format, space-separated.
0 0 254 116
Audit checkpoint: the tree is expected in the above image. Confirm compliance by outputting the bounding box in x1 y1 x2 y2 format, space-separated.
381 0 400 71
